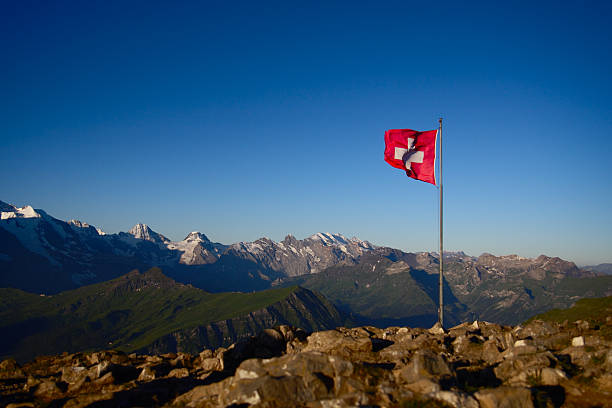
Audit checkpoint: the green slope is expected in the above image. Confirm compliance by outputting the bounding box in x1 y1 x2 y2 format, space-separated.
525 295 612 338
0 268 344 362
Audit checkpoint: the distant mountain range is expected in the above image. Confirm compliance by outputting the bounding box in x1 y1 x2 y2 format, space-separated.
1 200 611 330
0 200 377 293
582 263 612 275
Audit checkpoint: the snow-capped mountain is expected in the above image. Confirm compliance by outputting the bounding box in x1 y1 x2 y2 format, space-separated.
128 223 170 245
228 232 376 277
0 200 598 297
166 231 228 265
0 200 379 292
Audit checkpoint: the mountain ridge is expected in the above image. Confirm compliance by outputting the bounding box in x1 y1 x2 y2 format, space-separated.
0 267 347 362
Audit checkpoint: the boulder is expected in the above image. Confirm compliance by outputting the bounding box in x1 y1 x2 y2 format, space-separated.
432 390 479 408
33 380 64 400
168 368 190 378
474 386 534 408
397 350 452 384
61 366 88 384
540 367 567 386
0 359 25 380
138 366 156 381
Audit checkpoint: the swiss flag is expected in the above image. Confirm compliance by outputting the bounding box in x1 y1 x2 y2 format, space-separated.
384 128 438 185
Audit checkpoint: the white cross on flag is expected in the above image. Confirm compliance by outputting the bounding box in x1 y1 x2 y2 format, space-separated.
384 128 438 185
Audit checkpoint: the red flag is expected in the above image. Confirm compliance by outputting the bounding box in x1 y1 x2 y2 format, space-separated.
384 128 438 185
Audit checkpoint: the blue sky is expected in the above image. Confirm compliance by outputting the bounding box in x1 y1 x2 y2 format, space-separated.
2 0 611 265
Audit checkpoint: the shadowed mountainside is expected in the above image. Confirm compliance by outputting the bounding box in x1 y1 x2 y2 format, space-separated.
0 268 347 363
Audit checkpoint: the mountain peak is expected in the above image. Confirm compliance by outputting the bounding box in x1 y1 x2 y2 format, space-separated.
69 219 90 228
183 231 210 242
0 203 41 220
308 232 348 245
128 224 169 244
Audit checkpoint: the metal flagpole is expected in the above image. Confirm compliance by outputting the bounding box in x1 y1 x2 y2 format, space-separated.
438 117 444 327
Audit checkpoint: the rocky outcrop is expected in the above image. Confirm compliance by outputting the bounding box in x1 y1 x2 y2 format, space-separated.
1 318 610 407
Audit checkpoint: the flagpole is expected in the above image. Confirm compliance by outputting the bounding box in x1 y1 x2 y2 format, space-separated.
438 117 444 328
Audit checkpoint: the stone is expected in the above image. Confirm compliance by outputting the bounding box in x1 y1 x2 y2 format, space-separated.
513 339 529 347
540 367 567 386
302 329 373 359
404 378 440 394
200 357 223 372
0 358 25 379
474 386 534 408
138 366 156 381
398 350 451 383
62 392 114 408
432 390 479 408
1 319 611 408
572 336 585 347
95 361 113 379
61 366 88 384
428 322 445 335
33 380 64 400
168 368 190 378
574 320 589 330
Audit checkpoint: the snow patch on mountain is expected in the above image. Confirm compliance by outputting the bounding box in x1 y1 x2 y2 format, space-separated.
128 224 169 245
1 204 42 220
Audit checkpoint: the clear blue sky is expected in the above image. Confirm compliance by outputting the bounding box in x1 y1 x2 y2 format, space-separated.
2 1 611 265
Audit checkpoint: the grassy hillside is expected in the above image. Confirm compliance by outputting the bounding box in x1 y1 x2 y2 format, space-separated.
525 295 612 338
0 268 343 362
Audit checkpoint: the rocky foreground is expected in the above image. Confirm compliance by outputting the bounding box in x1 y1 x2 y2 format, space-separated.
1 319 611 408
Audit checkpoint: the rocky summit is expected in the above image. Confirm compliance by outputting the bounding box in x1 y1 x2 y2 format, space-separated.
1 318 611 408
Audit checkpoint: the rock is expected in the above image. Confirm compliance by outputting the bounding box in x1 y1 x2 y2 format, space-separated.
572 336 585 347
62 392 114 408
494 351 556 385
428 322 445 335
95 361 113 379
33 380 64 400
200 357 223 372
168 368 190 378
404 378 440 394
94 372 115 385
1 319 611 407
513 339 530 347
574 320 589 330
474 386 534 408
138 366 156 381
540 367 567 386
398 350 452 384
0 359 25 379
432 390 479 408
61 366 88 384
302 329 373 358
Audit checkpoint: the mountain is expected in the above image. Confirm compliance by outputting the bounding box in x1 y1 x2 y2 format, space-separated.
582 263 612 275
279 249 612 326
227 232 376 277
2 200 610 327
0 268 346 362
0 202 232 293
0 201 377 293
